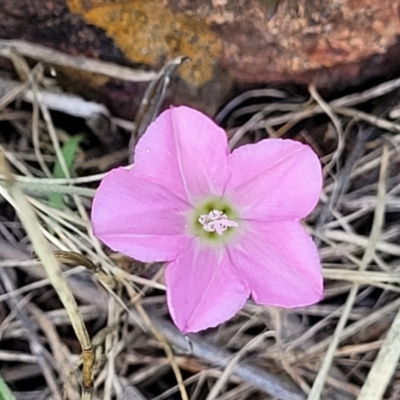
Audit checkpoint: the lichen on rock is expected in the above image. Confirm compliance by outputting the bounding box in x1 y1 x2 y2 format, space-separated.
66 0 222 86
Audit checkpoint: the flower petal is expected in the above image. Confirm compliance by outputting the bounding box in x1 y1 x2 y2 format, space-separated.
92 167 191 262
226 139 322 221
134 106 230 202
165 242 249 332
230 220 323 307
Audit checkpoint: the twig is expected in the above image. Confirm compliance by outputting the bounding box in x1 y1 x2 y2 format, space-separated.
205 331 275 400
147 313 306 400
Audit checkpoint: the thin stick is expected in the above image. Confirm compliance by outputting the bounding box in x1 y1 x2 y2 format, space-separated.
150 315 306 400
205 331 275 400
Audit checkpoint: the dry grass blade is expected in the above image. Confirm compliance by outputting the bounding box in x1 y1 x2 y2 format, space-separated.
358 211 400 400
0 75 109 120
0 151 94 396
335 107 400 133
215 88 287 124
0 39 156 82
357 309 400 399
122 279 189 400
308 144 390 400
0 269 62 400
129 56 188 161
309 84 345 173
0 172 106 186
243 75 400 137
322 268 400 285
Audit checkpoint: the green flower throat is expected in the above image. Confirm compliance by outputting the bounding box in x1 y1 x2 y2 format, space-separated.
190 197 239 242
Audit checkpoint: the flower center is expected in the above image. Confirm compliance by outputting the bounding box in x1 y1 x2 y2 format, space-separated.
198 209 238 236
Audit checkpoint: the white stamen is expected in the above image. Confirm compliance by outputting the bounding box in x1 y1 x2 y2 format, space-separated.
198 209 238 235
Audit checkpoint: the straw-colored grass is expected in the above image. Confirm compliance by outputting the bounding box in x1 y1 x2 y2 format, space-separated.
1 40 400 399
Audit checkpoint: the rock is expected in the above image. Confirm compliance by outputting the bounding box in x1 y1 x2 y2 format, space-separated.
0 0 399 118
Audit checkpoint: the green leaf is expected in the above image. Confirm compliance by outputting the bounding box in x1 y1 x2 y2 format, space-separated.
50 135 83 208
0 374 16 400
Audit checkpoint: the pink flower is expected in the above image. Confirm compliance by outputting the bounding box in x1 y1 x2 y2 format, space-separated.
92 106 323 332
